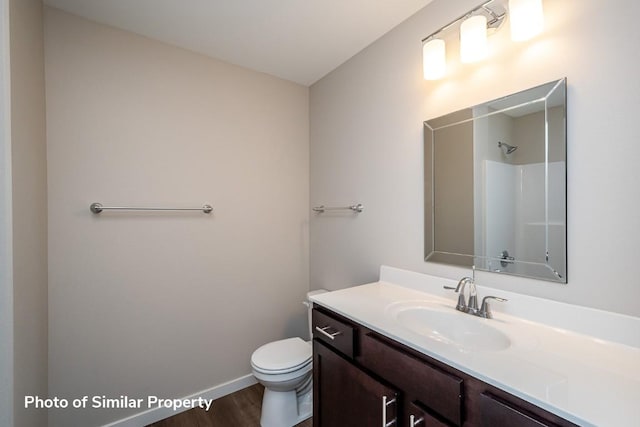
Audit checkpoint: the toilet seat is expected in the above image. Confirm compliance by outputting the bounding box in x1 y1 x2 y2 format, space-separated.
252 358 311 376
251 337 312 374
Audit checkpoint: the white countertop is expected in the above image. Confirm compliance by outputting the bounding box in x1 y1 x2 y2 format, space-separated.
309 266 640 427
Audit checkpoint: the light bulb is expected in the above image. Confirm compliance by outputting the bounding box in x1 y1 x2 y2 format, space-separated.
460 15 488 63
423 39 446 80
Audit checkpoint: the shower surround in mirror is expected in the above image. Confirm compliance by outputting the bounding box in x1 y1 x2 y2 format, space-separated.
424 79 567 283
482 160 566 279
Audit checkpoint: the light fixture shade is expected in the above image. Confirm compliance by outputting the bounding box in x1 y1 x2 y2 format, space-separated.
509 0 544 41
460 15 488 63
423 39 446 80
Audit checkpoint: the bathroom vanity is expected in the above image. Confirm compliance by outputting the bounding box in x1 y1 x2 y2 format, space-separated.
312 306 575 427
310 267 640 427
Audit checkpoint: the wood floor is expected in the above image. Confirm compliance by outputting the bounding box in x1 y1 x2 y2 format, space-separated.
147 384 313 427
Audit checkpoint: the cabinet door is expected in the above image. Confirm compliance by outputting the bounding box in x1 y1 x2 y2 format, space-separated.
360 332 463 425
314 340 398 427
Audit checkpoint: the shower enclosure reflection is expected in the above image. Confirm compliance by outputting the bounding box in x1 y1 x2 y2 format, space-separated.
424 79 567 283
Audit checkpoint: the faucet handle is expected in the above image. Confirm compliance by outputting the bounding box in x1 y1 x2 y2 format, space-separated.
478 296 508 319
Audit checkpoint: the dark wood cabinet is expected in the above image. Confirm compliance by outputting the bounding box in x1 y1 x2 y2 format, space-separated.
312 306 577 427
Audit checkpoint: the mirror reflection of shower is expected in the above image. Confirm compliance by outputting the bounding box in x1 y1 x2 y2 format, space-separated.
498 141 518 154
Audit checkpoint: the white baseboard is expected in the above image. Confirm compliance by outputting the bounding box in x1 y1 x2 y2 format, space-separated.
102 374 258 427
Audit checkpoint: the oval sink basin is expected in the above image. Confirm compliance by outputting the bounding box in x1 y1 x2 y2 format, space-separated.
387 302 511 352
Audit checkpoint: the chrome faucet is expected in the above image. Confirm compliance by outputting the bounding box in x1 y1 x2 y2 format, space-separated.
444 268 507 319
445 277 474 312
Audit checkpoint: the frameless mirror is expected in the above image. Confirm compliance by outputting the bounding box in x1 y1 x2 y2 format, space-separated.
424 79 567 282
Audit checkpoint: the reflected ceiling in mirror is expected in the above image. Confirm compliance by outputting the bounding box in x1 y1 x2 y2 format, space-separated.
424 79 567 283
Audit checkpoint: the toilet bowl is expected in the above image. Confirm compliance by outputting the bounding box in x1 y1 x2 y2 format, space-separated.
251 290 327 427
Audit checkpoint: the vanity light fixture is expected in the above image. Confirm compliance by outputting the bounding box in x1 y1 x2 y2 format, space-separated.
422 0 544 80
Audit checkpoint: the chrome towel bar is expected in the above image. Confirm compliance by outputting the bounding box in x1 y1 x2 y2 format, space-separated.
90 202 213 214
312 204 363 213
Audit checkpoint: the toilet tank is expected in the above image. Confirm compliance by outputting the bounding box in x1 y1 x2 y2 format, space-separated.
305 289 328 340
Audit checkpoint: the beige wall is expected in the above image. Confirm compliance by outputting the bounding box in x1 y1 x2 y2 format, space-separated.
429 111 474 257
9 0 49 426
511 106 565 165
310 0 640 316
511 111 545 164
45 8 309 426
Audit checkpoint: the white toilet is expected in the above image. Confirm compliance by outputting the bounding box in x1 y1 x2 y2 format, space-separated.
251 290 327 427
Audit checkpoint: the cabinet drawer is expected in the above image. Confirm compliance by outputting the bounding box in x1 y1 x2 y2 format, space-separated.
479 393 559 427
360 332 463 426
312 308 356 358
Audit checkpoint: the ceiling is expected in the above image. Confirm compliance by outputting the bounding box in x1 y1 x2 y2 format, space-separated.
43 0 434 86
